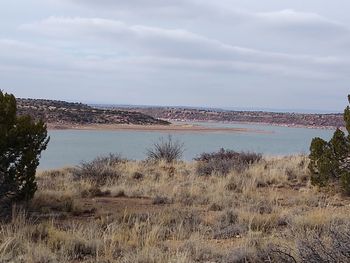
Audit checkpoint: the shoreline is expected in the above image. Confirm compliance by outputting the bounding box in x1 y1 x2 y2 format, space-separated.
168 119 339 130
47 123 273 134
46 118 341 133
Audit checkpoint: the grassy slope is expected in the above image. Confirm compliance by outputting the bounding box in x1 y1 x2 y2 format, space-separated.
1 156 350 262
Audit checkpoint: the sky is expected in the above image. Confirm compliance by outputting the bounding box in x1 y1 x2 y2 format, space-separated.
0 0 350 112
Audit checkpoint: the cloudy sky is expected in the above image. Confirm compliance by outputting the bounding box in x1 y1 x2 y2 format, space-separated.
1 0 349 112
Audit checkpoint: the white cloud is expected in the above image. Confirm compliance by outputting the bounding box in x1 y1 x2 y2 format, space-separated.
21 16 341 66
1 0 350 109
19 17 350 79
255 9 348 36
258 9 343 26
64 1 349 35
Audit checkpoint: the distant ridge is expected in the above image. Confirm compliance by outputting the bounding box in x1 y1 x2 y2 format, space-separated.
16 98 344 129
107 105 344 129
16 98 170 126
91 103 342 114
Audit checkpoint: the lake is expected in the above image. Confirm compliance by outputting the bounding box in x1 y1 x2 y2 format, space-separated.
39 122 334 169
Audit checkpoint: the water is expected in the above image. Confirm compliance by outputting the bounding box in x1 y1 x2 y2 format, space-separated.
39 122 334 169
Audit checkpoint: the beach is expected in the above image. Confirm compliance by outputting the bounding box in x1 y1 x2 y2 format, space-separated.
47 123 273 134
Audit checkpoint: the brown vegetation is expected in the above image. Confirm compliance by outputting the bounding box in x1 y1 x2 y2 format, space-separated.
1 156 350 262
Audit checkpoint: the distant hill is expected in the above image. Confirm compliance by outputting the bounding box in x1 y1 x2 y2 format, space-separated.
111 106 344 129
16 98 170 126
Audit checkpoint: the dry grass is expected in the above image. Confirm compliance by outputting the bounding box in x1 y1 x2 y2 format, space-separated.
1 155 350 262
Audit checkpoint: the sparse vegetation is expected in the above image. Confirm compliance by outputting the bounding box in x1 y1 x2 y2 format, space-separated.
1 155 349 262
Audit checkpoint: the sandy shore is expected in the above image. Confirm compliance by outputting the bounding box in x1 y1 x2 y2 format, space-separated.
47 123 273 134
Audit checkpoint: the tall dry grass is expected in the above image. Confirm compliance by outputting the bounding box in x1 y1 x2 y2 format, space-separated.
1 155 349 262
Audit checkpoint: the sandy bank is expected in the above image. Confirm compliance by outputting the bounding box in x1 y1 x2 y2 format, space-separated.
47 123 272 134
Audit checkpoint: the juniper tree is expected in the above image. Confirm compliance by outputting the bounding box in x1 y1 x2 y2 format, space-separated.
344 95 350 134
309 95 350 193
0 91 49 205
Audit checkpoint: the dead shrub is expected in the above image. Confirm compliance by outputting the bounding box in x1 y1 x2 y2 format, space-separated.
80 186 111 198
74 154 124 184
114 190 127 197
208 202 223 211
180 239 223 262
132 171 144 180
223 242 275 263
152 196 170 205
146 136 184 163
195 148 262 176
213 224 247 240
29 192 81 214
213 210 247 239
47 227 98 260
160 209 204 239
271 223 350 263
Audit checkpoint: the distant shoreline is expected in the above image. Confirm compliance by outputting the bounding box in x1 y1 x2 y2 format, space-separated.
117 106 344 129
17 98 342 130
169 119 338 130
47 123 273 134
46 120 339 133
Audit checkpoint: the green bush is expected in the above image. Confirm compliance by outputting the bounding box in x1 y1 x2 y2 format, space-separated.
0 91 49 206
309 95 350 193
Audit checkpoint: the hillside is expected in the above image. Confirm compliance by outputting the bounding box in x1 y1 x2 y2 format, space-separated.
16 98 170 126
114 106 344 128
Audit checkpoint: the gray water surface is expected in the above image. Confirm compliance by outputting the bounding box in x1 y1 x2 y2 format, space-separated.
39 122 334 169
